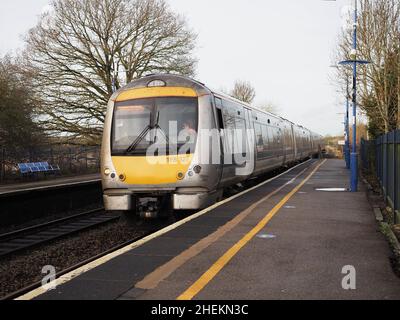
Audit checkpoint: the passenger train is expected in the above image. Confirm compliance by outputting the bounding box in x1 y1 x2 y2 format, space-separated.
101 74 324 218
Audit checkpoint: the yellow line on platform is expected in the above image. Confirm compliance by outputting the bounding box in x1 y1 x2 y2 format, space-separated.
177 159 327 300
135 165 309 290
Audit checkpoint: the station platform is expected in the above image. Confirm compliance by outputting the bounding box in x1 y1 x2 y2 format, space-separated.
0 173 100 196
20 159 400 300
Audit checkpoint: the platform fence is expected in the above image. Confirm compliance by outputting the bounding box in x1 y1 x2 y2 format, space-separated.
0 145 101 183
361 129 400 224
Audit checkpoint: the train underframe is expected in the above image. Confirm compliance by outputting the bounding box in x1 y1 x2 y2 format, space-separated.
104 189 223 219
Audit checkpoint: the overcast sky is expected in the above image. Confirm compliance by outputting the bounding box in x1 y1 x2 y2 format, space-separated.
0 0 352 136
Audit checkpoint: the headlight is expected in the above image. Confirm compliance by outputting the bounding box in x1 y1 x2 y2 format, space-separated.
177 172 184 180
104 168 111 176
193 165 202 174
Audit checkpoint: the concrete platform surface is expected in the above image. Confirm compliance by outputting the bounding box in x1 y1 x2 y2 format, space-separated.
29 159 400 300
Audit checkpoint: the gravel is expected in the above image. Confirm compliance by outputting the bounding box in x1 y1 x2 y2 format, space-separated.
0 217 171 299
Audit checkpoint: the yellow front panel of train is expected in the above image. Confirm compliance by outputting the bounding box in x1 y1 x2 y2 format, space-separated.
112 154 193 185
112 86 197 185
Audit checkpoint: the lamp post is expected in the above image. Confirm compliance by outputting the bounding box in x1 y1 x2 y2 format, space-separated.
338 0 370 192
350 0 358 192
344 77 350 169
326 0 370 191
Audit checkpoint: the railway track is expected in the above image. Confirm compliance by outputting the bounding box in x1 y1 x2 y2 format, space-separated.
0 208 119 258
2 226 161 300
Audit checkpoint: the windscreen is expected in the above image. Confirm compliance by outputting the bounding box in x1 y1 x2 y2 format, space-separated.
111 97 198 155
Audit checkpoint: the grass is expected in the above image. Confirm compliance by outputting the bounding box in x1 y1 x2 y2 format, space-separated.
380 222 400 277
362 169 400 277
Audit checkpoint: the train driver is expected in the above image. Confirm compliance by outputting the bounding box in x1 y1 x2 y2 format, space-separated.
178 119 197 144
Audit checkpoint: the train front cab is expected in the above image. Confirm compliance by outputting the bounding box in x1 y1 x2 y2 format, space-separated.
101 76 221 218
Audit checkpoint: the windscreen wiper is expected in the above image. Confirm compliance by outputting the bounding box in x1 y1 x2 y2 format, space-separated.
124 110 152 154
124 111 170 154
124 125 151 154
153 111 169 144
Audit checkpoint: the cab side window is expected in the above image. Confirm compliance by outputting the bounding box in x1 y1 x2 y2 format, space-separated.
215 97 224 130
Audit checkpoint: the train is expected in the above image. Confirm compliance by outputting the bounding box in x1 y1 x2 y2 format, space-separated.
101 74 324 218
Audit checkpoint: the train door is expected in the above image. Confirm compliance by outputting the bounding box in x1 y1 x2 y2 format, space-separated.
290 124 297 161
284 124 294 163
213 97 224 186
244 108 255 176
217 99 244 186
277 124 284 166
280 122 289 165
310 133 314 152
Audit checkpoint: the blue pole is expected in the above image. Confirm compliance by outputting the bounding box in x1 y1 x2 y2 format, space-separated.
345 78 350 169
350 0 358 192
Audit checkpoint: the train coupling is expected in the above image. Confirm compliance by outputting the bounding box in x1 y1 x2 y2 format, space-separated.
137 197 160 219
136 195 171 219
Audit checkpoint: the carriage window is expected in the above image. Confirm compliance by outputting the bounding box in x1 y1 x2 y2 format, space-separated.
234 118 247 155
273 127 282 145
261 125 269 149
254 123 263 150
221 110 235 155
220 100 249 157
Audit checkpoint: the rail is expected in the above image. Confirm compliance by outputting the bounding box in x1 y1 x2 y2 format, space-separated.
0 209 118 258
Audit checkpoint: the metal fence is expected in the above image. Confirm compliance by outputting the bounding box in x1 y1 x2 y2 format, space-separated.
0 145 101 183
361 129 400 224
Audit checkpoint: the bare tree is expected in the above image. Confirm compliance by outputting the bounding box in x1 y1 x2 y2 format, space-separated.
256 101 279 114
24 0 197 145
0 56 44 151
230 80 256 104
334 0 399 135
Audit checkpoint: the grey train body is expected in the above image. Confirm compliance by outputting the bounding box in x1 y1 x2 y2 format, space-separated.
101 74 324 215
